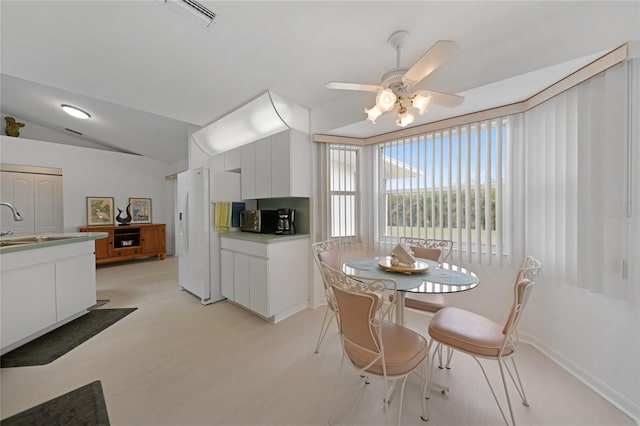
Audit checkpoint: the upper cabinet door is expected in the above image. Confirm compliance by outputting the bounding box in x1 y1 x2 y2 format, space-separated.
288 129 311 197
241 143 256 199
270 130 291 198
254 136 272 199
239 129 311 200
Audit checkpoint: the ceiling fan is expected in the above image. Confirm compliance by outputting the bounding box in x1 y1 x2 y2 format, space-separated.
326 30 464 128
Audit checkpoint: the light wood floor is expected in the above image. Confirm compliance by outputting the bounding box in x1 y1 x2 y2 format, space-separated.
0 256 634 425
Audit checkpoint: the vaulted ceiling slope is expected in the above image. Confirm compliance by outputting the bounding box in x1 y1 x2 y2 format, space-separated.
1 1 638 164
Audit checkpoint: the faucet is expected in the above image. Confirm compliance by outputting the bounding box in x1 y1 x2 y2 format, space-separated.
1 202 24 237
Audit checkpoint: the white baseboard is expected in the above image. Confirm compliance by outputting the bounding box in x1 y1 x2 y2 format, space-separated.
521 332 640 424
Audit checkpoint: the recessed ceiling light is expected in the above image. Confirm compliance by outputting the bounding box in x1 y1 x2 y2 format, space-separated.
61 104 91 119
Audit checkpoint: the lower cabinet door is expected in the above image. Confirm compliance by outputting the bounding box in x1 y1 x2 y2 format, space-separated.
221 249 234 301
55 253 96 321
249 256 269 317
1 263 57 349
234 253 250 308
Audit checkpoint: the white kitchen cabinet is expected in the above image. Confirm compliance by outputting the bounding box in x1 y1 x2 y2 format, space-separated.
220 235 309 322
233 252 251 308
55 252 97 321
239 129 310 200
270 129 310 198
1 239 97 353
220 249 235 300
241 143 256 199
0 263 57 350
0 164 63 235
254 136 272 198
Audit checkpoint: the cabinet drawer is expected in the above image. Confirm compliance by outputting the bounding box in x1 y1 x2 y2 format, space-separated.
220 238 268 258
114 247 141 257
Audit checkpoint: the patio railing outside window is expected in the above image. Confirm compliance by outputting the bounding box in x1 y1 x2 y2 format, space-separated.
376 118 510 264
329 145 359 239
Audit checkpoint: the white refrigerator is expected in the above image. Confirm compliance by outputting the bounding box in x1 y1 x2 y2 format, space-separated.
176 167 241 304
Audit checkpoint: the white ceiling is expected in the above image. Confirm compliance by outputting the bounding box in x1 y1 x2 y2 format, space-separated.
1 1 638 164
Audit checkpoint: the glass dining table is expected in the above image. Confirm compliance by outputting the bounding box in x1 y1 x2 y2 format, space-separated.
343 256 479 325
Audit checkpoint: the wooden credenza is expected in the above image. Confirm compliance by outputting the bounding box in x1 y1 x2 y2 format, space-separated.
78 224 166 264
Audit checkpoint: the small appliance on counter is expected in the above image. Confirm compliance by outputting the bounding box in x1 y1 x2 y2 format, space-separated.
275 208 295 235
239 209 279 233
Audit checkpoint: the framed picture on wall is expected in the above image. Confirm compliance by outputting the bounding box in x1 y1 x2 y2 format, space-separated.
86 196 114 226
129 197 152 223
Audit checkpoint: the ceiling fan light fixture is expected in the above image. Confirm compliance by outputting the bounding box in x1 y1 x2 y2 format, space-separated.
376 88 397 112
365 105 383 123
412 93 431 115
396 104 414 127
61 104 91 119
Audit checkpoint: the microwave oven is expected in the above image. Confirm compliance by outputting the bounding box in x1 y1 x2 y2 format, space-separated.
239 210 279 233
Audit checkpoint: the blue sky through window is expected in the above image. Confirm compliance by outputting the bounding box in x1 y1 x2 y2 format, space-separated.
382 124 506 191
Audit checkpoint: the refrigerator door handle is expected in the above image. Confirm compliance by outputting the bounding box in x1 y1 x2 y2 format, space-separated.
181 193 189 254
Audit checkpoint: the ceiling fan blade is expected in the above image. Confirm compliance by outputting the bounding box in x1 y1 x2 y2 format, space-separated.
415 89 464 108
403 40 459 86
326 81 383 92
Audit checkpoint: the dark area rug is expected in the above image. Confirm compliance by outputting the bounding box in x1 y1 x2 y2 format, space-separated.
0 380 110 426
89 299 110 310
1 308 136 368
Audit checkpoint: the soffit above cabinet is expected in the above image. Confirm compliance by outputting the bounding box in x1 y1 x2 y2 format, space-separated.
192 91 309 156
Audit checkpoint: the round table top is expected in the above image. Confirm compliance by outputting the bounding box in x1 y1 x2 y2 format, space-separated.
343 256 479 294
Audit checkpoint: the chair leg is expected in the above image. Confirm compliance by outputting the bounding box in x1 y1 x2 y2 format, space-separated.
504 356 529 406
445 346 454 369
426 343 441 399
420 358 430 421
498 358 518 426
472 356 510 425
382 373 391 426
314 306 336 354
396 375 409 426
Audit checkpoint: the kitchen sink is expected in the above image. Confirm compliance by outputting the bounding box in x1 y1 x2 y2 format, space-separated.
0 235 78 246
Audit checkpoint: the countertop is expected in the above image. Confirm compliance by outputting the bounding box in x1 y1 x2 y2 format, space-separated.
0 232 108 254
219 232 309 244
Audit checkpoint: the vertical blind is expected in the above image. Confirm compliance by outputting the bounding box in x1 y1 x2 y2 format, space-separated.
525 61 632 298
328 145 359 240
375 118 518 266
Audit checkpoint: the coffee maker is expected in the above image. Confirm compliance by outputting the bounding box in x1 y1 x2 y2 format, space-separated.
275 208 295 235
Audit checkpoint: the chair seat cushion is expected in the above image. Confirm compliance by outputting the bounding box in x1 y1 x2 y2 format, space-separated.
428 307 513 357
404 293 446 313
345 321 428 377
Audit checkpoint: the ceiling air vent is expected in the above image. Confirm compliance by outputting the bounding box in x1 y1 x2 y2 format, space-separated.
164 0 217 27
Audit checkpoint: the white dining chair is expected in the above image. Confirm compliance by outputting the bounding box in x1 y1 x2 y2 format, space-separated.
427 255 542 425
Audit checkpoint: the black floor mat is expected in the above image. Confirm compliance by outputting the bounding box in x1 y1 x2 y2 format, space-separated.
0 380 110 425
1 308 136 368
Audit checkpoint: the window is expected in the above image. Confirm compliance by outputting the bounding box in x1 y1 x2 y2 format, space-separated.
377 119 508 263
329 145 359 238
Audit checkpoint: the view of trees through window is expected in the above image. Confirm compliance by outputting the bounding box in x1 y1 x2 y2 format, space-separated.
379 120 506 253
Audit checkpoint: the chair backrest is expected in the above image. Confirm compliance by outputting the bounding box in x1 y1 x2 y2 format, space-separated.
400 238 453 264
323 262 397 358
501 255 542 344
311 239 342 271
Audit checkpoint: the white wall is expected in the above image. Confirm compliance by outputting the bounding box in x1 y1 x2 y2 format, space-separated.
0 135 176 255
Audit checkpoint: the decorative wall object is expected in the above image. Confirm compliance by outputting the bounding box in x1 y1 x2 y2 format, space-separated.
115 203 132 226
129 198 151 223
4 116 25 137
86 197 114 226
